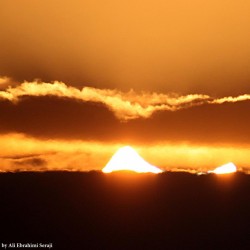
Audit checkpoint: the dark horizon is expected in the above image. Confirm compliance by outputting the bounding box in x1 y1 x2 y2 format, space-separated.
1 1 250 172
1 171 250 249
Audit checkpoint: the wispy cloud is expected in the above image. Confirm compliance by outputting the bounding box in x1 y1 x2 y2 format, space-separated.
0 78 249 120
210 94 250 104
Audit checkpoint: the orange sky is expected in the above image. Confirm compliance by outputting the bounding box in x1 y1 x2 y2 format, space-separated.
1 0 250 94
0 1 249 172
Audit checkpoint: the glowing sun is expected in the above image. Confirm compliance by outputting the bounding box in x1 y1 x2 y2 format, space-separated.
102 146 163 174
212 162 237 174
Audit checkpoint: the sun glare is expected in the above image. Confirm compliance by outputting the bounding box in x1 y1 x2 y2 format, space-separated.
212 162 237 174
102 146 163 174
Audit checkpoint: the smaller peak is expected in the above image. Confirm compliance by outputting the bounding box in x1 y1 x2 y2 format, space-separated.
212 162 237 174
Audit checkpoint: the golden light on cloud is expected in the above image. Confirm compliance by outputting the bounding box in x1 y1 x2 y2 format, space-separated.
0 78 250 121
102 146 163 174
212 162 237 175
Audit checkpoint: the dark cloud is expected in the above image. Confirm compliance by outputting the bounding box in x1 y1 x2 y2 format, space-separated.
124 101 250 144
0 96 121 140
13 157 47 168
2 153 46 160
0 95 249 144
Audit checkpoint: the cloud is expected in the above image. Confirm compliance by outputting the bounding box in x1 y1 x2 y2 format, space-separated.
125 100 250 144
0 79 249 120
0 96 120 140
211 94 250 104
0 76 17 90
13 157 47 168
0 79 249 144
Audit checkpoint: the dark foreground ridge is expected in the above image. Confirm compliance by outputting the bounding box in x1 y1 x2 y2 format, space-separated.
0 171 250 249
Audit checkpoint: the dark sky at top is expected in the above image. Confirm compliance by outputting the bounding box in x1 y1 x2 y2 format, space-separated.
1 0 250 95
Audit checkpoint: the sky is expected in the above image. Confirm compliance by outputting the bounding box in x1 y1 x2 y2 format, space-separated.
0 0 250 172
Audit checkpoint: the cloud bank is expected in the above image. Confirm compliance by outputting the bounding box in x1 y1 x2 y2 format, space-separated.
0 78 249 120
